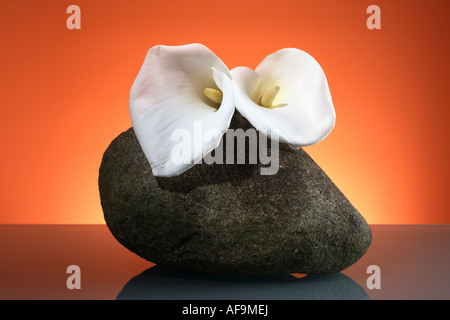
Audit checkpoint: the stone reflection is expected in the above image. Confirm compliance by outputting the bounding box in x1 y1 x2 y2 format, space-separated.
117 265 369 300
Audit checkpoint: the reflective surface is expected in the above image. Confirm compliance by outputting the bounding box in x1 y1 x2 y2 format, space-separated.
0 224 448 300
117 266 369 300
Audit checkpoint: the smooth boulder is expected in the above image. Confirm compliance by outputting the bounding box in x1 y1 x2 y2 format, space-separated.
99 115 371 275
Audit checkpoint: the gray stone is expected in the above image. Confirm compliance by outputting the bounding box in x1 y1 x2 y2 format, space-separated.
99 113 372 275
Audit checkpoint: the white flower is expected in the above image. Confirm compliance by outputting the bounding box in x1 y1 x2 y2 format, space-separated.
130 44 235 177
231 48 335 149
130 44 335 177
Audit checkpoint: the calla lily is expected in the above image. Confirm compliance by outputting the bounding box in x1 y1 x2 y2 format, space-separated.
130 43 235 177
130 44 336 177
231 48 336 149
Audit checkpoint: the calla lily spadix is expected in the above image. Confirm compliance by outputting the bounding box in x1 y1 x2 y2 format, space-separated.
130 44 235 177
130 43 336 177
231 48 335 149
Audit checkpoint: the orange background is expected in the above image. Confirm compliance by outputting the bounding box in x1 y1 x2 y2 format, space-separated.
0 0 448 224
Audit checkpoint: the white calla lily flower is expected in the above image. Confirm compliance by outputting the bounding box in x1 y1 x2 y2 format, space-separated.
231 48 336 149
130 44 336 177
130 43 235 177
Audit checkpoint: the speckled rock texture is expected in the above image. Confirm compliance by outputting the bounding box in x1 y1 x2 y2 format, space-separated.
99 113 371 275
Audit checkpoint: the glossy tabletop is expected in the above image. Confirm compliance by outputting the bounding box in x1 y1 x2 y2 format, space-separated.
0 224 448 300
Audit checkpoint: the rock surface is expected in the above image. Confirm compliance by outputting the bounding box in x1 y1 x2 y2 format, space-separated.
99 114 372 275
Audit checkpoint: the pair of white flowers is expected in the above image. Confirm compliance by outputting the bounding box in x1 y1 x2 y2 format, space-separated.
130 43 335 177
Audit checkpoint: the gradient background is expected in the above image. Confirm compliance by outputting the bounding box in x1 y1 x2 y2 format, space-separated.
0 0 448 224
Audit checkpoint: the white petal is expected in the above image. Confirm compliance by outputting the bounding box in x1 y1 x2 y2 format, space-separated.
232 48 335 148
130 44 234 177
